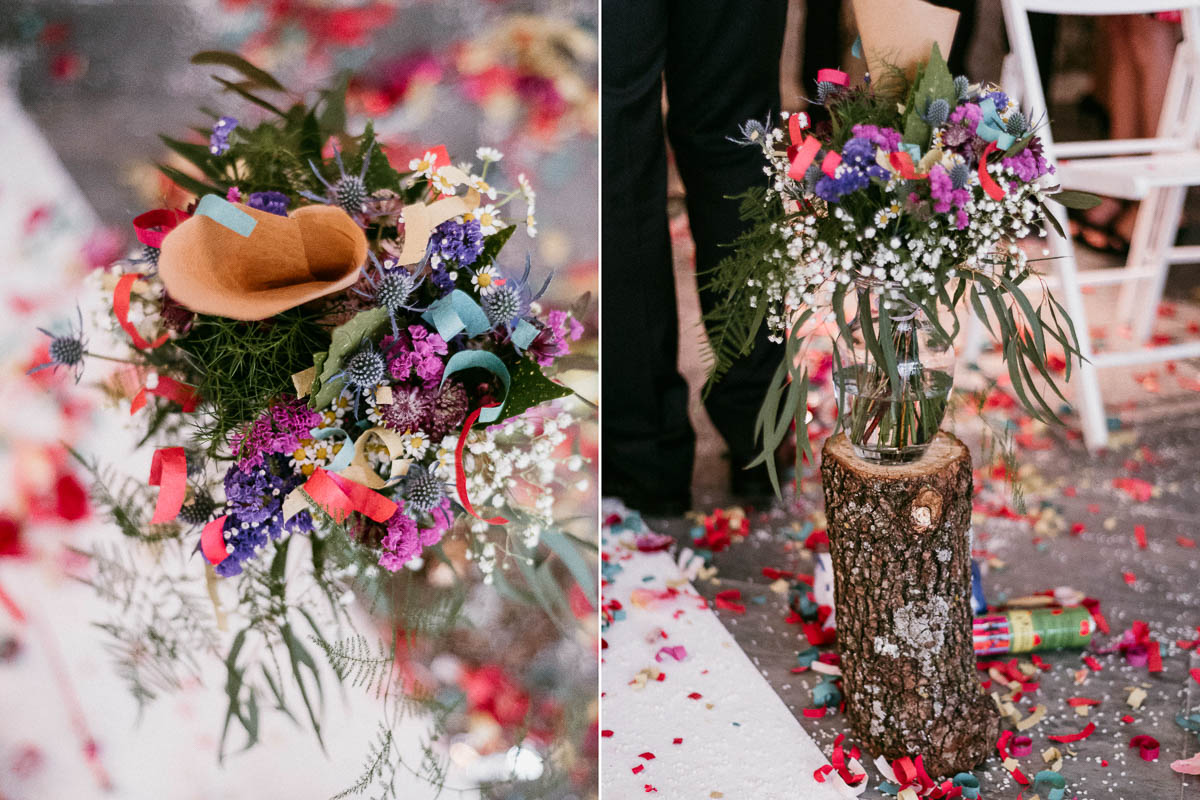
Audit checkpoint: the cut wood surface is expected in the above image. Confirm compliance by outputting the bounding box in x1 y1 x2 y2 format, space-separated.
821 431 1000 777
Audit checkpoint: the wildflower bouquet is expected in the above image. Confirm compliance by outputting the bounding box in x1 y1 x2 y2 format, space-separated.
33 52 592 773
705 43 1094 479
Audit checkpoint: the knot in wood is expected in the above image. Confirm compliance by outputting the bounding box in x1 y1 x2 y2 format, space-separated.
910 487 943 532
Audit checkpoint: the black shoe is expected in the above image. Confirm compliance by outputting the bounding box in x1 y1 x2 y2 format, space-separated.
607 487 690 518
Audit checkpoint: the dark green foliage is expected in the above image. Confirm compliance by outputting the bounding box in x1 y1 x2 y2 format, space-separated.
173 308 332 449
502 356 575 421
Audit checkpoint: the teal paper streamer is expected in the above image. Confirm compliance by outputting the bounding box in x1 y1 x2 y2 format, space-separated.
851 35 862 58
309 426 355 473
422 290 491 340
512 319 539 349
440 349 511 423
952 773 980 799
196 194 257 237
812 677 841 707
876 781 900 796
1033 770 1066 800
976 99 1015 149
899 142 923 163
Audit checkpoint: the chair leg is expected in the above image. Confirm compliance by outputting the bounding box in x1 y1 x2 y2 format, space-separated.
1074 353 1108 452
1115 187 1164 325
1131 185 1187 344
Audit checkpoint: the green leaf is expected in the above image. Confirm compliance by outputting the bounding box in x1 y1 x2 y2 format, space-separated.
999 275 1046 361
1040 203 1068 240
155 163 224 199
192 50 287 92
480 225 518 267
311 307 389 409
500 357 574 422
281 623 325 751
159 134 219 175
316 73 349 138
903 42 955 148
540 529 597 608
1050 190 1103 210
212 75 288 117
345 121 402 193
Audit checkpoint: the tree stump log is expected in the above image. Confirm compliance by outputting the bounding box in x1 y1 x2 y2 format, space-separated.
820 432 999 778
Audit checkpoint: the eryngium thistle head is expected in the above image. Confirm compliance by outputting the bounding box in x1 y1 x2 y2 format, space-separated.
953 75 970 102
48 334 84 369
178 491 217 526
1006 111 1029 137
949 162 971 190
815 80 839 105
483 284 523 327
142 244 160 267
376 271 416 311
334 175 368 215
403 466 444 515
346 343 387 390
923 98 950 128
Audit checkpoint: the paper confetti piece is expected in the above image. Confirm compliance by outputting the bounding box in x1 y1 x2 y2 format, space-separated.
1010 735 1033 757
1047 722 1096 743
1171 752 1200 774
1191 668 1200 684
1127 686 1147 709
713 589 745 614
1122 571 1137 585
639 752 656 761
1083 655 1103 672
1134 524 1148 549
1147 640 1163 672
1129 735 1159 761
1016 705 1046 731
655 646 688 663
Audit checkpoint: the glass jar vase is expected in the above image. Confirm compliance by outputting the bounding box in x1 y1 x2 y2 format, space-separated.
832 281 955 464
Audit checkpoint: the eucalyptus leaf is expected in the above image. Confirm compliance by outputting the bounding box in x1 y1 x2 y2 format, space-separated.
1050 190 1103 210
192 50 287 92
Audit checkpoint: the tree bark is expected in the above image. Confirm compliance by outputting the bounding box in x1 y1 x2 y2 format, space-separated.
821 431 999 778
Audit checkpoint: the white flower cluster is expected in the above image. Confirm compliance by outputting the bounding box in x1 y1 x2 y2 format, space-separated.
750 115 1055 341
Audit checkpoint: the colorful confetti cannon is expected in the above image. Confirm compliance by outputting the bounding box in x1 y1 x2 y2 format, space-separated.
973 607 1095 656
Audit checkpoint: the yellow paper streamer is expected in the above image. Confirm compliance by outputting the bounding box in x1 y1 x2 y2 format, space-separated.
291 366 317 398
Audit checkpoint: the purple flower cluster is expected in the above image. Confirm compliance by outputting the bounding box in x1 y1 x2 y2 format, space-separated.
383 325 448 384
430 218 484 265
1002 138 1053 182
215 461 313 577
528 309 584 368
247 191 290 216
378 498 452 572
209 116 237 156
814 136 890 203
929 164 972 229
230 396 322 470
850 124 902 152
379 380 469 439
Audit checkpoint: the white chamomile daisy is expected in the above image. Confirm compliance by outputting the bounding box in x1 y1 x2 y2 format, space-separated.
430 167 457 196
409 151 439 179
432 437 457 480
401 430 430 460
476 146 503 163
468 175 498 200
467 204 502 235
471 264 503 295
873 209 892 227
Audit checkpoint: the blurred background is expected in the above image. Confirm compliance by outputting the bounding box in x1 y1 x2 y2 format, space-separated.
0 1 596 798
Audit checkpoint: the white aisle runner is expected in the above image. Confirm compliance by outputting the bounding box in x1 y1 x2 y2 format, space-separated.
600 503 849 799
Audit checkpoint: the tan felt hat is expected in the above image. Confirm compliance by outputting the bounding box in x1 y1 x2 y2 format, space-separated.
159 201 369 321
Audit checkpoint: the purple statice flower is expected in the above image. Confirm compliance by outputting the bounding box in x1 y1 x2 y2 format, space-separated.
246 191 290 216
378 499 450 571
380 384 431 433
851 124 902 152
229 396 322 470
420 380 469 440
429 218 484 268
928 165 973 229
429 265 457 296
986 90 1010 111
948 102 982 133
813 137 889 203
215 462 313 577
209 116 238 156
1002 137 1053 183
527 309 585 368
383 325 448 384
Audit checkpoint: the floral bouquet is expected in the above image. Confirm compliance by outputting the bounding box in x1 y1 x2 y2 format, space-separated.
705 42 1094 482
31 52 593 783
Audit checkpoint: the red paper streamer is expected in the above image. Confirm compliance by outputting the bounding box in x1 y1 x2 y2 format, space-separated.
455 404 509 525
113 273 169 350
303 468 397 524
200 515 229 565
1134 524 1148 549
817 68 849 86
1048 721 1096 743
1147 640 1163 672
889 151 929 180
1130 735 1160 761
130 376 199 415
802 707 827 718
148 447 187 524
714 589 746 614
977 141 1004 200
1010 735 1033 757
1083 655 1103 671
821 150 843 177
788 136 823 181
132 208 189 248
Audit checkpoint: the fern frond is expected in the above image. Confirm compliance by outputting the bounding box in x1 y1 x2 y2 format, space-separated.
311 634 395 696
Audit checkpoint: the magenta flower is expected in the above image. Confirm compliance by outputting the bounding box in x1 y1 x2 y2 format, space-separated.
383 325 449 384
230 395 321 469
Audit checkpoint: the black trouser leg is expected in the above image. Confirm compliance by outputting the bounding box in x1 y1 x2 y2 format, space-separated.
665 0 789 477
600 0 694 513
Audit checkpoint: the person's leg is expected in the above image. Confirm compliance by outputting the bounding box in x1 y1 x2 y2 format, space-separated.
664 0 788 493
600 0 694 514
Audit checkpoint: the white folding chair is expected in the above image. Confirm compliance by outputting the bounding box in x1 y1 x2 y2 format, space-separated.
967 0 1200 450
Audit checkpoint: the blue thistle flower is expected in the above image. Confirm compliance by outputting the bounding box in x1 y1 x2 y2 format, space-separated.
353 253 426 339
922 98 950 128
815 80 840 105
300 143 371 217
327 338 388 416
403 465 445 515
949 162 971 190
730 115 772 146
28 307 87 383
953 75 970 102
1006 111 1029 137
482 255 552 345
